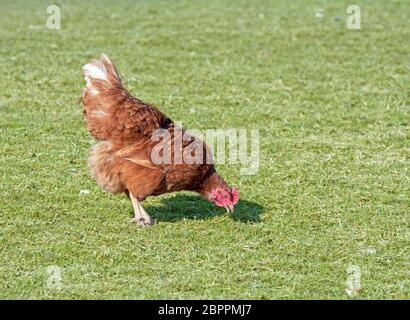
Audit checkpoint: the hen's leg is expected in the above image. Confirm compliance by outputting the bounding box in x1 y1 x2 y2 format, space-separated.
129 193 155 226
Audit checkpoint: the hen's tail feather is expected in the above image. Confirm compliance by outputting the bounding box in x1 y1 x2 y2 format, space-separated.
81 54 129 141
82 54 122 97
81 54 167 142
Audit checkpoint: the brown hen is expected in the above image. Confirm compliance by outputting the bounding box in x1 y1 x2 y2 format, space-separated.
80 54 238 225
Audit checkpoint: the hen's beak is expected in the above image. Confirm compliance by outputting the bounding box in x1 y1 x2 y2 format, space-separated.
225 204 234 213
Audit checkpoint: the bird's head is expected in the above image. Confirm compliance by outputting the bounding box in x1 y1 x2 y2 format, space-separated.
200 171 239 213
210 187 239 213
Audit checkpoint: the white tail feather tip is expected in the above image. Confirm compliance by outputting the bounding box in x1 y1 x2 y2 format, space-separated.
82 62 108 82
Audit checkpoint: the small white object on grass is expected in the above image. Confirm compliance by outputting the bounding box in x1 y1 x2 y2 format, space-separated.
345 264 361 297
363 247 377 255
315 9 325 19
80 190 91 195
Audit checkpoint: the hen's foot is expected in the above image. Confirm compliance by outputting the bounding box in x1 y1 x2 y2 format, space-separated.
129 216 156 226
129 193 156 226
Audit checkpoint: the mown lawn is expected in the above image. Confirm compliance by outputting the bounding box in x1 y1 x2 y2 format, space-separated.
0 0 409 299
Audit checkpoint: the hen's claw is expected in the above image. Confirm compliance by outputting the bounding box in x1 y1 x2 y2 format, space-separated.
128 193 156 226
129 217 156 226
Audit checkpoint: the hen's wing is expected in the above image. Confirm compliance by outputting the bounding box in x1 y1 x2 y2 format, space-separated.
80 54 172 143
116 139 161 171
116 127 215 196
115 139 166 200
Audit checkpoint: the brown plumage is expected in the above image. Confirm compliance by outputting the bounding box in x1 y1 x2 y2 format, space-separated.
81 54 238 225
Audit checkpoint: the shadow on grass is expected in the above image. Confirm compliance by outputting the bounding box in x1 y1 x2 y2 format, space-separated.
146 194 264 223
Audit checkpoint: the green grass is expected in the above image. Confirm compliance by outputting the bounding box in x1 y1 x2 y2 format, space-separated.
1 0 409 299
